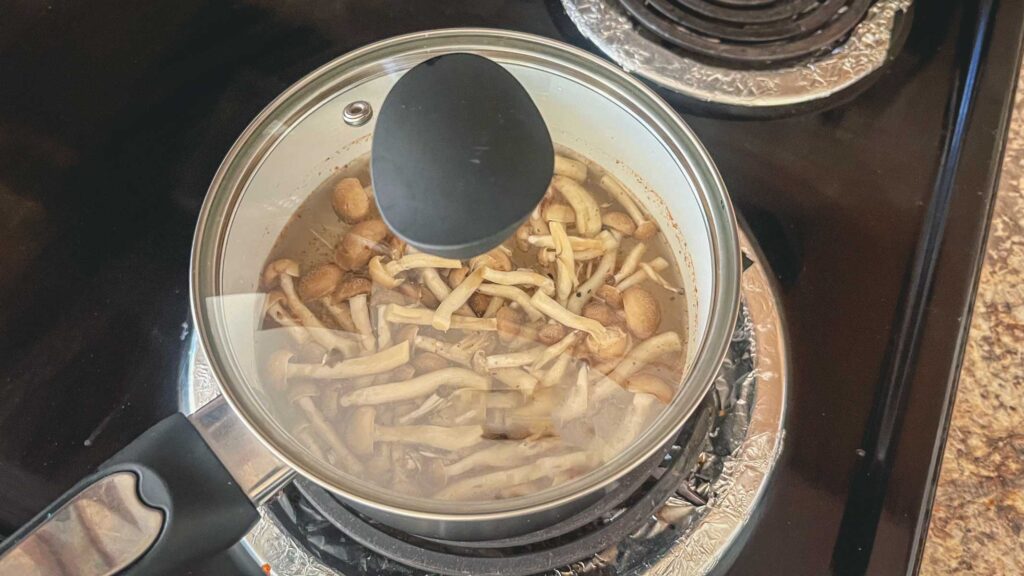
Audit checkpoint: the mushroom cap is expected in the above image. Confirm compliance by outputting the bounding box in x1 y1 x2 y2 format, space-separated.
536 322 566 345
334 276 373 302
586 326 630 362
447 267 469 289
266 349 295 391
602 211 636 236
331 177 372 224
335 219 389 270
368 256 404 289
263 289 289 315
625 373 675 404
622 287 661 339
262 259 300 288
495 306 524 344
298 263 343 301
634 221 658 240
346 406 377 456
389 364 417 381
468 293 491 316
582 301 623 328
595 284 623 309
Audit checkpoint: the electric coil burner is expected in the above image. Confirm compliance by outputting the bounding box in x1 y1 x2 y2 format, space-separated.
183 231 788 576
562 0 913 109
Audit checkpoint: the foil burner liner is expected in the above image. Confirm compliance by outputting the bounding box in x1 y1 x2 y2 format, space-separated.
560 0 912 108
184 232 787 575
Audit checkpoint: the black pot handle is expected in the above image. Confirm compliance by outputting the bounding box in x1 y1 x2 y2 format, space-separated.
0 399 288 575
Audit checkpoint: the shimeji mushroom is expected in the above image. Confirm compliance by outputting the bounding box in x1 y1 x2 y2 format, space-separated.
320 298 358 333
536 322 567 345
292 422 327 461
532 331 581 372
263 259 356 354
384 304 497 332
268 341 411 381
530 291 610 346
582 301 624 328
345 407 485 456
335 219 389 270
616 257 669 291
527 234 606 252
613 243 647 284
551 175 601 237
339 367 490 407
595 284 623 309
621 287 662 339
435 451 595 500
368 256 404 289
625 373 675 404
637 262 683 294
476 284 542 321
554 364 590 424
481 268 556 296
491 368 539 397
414 335 474 367
543 202 576 224
384 253 462 276
331 177 372 224
297 263 343 301
483 347 546 370
553 155 587 182
601 211 636 236
349 293 376 352
567 233 618 314
287 381 364 473
263 290 310 345
548 221 577 305
539 352 573 388
433 266 487 330
495 306 525 345
412 351 449 373
443 437 561 477
469 248 512 272
598 174 658 240
608 331 682 384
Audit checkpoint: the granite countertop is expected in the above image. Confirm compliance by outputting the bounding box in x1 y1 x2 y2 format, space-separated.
919 64 1024 573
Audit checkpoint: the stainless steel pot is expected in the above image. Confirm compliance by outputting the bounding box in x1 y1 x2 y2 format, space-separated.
0 28 739 574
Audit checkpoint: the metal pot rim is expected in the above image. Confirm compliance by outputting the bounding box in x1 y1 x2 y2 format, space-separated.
190 28 740 521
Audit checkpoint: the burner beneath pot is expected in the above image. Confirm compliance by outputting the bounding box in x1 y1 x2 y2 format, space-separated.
182 230 787 576
561 0 912 109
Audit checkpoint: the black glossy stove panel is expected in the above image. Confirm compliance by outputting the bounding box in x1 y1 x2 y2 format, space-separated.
0 2 1021 575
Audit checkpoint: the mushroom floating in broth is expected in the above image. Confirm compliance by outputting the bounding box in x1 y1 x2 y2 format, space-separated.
257 150 689 501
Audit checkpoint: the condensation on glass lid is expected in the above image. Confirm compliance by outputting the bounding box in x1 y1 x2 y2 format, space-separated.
256 146 690 502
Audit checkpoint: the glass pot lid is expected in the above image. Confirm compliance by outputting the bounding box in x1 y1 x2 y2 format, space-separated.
192 29 739 517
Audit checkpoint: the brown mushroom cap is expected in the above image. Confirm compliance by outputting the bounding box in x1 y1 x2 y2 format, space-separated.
595 284 623 309
346 406 377 456
582 301 623 328
536 322 567 345
585 326 630 362
335 219 389 270
298 263 343 301
447 267 469 289
496 306 524 344
468 293 491 316
331 177 372 224
389 364 418 381
622 287 661 339
334 276 372 302
602 211 637 236
262 259 300 289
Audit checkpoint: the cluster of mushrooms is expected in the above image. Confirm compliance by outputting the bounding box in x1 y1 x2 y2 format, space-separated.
260 154 686 501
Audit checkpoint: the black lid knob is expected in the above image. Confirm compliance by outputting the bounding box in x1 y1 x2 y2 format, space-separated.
372 53 553 259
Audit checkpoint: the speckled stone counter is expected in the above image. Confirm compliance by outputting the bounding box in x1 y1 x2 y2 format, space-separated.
920 66 1024 573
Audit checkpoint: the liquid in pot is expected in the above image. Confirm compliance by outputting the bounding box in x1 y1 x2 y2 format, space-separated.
258 149 688 502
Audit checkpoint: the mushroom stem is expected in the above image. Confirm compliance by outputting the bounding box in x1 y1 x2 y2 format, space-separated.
376 306 393 350
598 174 657 239
385 304 497 331
608 331 683 383
527 235 606 251
549 221 577 306
482 294 505 318
397 393 447 425
532 331 581 371
376 424 485 452
349 294 376 352
279 273 357 355
444 437 560 477
295 396 364 473
613 243 647 284
554 155 587 182
555 364 589 424
385 253 462 275
481 268 556 296
433 267 487 330
339 367 490 406
491 368 538 396
616 257 669 291
638 262 683 294
369 256 404 288
552 175 601 237
283 341 411 380
414 335 474 367
530 291 609 344
539 353 573 388
484 347 546 370
436 452 595 500
543 203 576 224
320 297 359 333
264 298 310 345
568 236 618 314
476 284 542 321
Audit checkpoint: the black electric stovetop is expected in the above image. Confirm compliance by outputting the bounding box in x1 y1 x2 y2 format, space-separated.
1 2 1021 575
